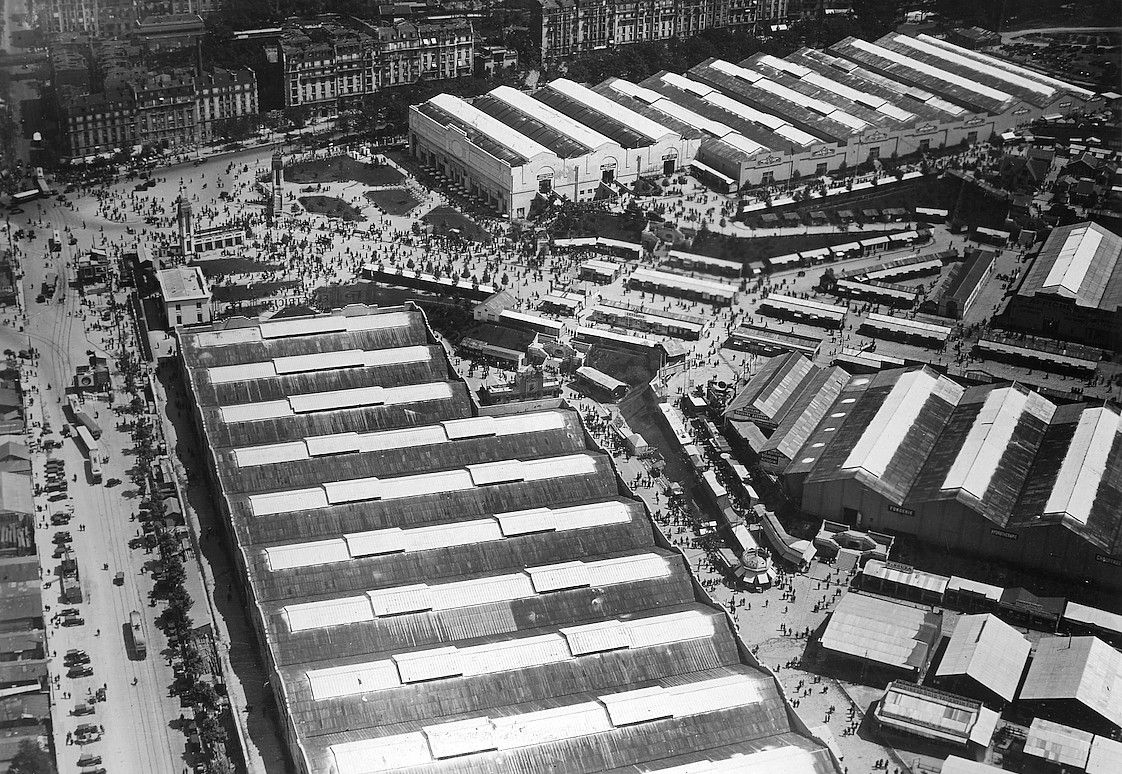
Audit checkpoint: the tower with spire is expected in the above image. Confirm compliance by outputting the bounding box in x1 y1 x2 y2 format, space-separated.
177 194 194 256
270 147 284 219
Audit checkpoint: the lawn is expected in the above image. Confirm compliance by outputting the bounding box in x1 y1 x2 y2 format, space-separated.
190 258 283 277
212 280 302 303
365 187 420 216
299 195 365 222
423 206 492 243
286 155 404 186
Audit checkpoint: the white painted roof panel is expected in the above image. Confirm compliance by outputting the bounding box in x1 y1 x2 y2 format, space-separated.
367 584 433 616
549 78 675 141
284 595 373 632
265 539 350 571
430 92 551 161
208 361 275 383
847 38 1013 104
490 85 614 150
917 33 1094 98
424 717 498 759
307 659 401 700
843 370 951 478
892 34 1053 97
1044 406 1119 525
329 733 432 774
393 646 463 683
1042 225 1103 296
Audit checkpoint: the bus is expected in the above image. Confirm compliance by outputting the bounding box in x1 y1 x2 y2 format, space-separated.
74 425 99 458
129 611 146 659
49 229 61 252
12 189 39 206
34 167 53 196
86 456 102 484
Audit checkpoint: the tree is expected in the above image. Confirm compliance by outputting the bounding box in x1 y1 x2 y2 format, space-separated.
7 739 55 774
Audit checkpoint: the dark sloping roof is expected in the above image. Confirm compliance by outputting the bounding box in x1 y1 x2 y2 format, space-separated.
179 305 838 774
1016 222 1122 312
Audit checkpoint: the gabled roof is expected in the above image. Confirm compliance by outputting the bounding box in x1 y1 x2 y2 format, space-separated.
934 613 1030 702
178 305 839 774
1017 221 1122 312
820 593 941 672
1020 635 1122 729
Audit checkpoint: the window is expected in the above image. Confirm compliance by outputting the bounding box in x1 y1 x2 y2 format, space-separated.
761 171 774 185
601 168 615 184
967 131 978 144
868 146 880 161
815 162 828 176
919 139 930 152
538 179 552 194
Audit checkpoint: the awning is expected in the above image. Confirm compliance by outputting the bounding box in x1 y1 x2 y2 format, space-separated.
860 236 890 247
800 248 830 261
830 242 862 254
689 160 735 186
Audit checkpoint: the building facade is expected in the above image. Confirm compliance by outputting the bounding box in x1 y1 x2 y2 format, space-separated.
536 0 788 60
56 65 258 157
281 19 473 120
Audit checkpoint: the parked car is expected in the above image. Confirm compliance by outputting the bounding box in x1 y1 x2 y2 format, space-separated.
68 665 94 678
50 513 71 525
72 702 95 716
65 649 90 664
61 616 84 627
53 531 72 543
58 608 80 618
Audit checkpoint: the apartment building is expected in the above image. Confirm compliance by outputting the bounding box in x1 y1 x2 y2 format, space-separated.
281 18 474 119
196 67 259 142
42 0 223 36
536 0 787 59
56 62 259 157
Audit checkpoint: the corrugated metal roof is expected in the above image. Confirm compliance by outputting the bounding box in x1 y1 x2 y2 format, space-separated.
180 306 838 774
545 77 675 142
1020 636 1122 728
1087 734 1122 774
307 659 401 700
429 92 551 161
843 369 961 480
285 595 374 632
875 681 992 745
820 594 940 671
843 38 1013 105
934 614 1030 702
1024 718 1093 767
1044 406 1119 525
941 387 1055 501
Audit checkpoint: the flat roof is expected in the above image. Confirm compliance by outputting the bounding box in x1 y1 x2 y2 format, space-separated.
875 681 998 747
1024 718 1093 769
156 265 209 302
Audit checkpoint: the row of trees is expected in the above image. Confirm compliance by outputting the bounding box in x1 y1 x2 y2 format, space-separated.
120 348 231 772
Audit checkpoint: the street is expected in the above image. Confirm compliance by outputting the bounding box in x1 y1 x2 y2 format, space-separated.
11 196 192 774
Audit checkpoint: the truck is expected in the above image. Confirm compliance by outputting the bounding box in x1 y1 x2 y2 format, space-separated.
129 611 146 659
